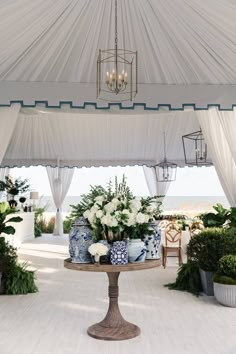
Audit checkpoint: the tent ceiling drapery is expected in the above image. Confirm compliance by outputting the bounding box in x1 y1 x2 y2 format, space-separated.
0 0 236 109
1 108 207 168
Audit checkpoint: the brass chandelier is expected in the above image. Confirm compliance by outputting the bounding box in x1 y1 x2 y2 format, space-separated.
96 0 138 101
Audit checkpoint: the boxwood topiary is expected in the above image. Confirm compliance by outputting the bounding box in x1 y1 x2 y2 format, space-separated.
187 228 226 271
213 255 236 285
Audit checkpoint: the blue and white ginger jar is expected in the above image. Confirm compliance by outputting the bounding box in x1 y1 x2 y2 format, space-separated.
110 241 128 265
142 223 161 260
69 217 93 263
128 239 146 263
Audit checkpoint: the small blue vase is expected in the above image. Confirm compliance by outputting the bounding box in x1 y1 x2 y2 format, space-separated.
69 217 93 263
110 241 128 265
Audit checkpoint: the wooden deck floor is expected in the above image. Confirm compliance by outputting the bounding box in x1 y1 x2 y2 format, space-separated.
0 235 236 354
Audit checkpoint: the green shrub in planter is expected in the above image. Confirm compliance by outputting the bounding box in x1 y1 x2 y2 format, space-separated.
213 255 236 307
187 228 227 272
213 255 236 284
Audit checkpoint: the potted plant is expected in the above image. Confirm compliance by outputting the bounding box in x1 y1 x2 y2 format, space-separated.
0 202 38 295
198 203 230 228
0 202 23 293
213 255 236 307
0 202 23 235
0 175 30 207
187 228 236 295
0 236 17 294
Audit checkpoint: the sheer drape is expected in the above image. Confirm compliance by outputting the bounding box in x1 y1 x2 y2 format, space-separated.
46 166 75 236
197 110 236 206
143 166 171 200
216 109 236 166
0 104 20 165
0 167 9 200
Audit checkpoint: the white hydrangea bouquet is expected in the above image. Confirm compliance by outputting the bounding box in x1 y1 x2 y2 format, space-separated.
88 243 109 262
68 176 162 242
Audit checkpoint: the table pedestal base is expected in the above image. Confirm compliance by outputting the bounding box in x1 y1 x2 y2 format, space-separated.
87 272 140 341
87 321 140 341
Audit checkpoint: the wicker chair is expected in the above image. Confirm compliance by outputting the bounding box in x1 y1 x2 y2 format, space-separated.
162 222 182 268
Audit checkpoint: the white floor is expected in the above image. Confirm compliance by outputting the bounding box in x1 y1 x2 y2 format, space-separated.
0 235 236 354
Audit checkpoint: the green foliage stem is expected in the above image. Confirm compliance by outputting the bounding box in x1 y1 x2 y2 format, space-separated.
165 261 202 296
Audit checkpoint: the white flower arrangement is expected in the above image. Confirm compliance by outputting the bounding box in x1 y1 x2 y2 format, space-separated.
70 176 162 242
88 243 109 262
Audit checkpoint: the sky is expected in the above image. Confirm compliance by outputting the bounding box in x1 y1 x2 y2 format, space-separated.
10 165 225 197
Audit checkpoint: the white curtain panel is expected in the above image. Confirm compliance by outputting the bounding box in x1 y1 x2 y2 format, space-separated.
197 110 236 206
0 104 20 165
216 109 236 166
143 166 171 200
0 167 9 181
46 166 75 236
0 167 9 200
2 110 201 168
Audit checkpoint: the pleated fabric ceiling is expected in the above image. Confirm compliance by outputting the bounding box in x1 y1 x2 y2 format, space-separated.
1 108 207 168
0 0 236 109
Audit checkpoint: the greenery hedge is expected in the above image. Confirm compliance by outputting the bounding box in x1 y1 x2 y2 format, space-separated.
187 228 236 272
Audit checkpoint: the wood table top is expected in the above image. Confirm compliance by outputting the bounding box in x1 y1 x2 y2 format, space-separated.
64 258 161 273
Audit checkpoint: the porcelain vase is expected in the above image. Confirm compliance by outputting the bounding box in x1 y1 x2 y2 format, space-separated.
110 241 128 265
142 223 161 260
128 239 146 263
69 217 93 263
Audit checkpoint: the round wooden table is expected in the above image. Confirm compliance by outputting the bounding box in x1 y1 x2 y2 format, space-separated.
64 258 160 341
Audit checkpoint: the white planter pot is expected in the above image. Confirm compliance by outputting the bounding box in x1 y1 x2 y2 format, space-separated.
214 282 236 307
128 239 146 263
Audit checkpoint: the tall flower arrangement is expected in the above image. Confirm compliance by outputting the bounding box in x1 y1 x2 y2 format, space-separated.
69 177 162 242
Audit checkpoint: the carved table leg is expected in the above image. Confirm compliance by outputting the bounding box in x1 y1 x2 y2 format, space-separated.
87 272 140 340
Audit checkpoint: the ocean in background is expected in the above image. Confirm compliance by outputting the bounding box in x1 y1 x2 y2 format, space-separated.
38 195 230 218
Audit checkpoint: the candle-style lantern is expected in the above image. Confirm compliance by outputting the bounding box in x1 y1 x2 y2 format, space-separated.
182 128 212 166
96 0 138 101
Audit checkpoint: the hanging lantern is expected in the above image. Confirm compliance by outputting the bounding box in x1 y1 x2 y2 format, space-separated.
182 128 212 166
152 160 177 182
96 0 138 101
152 133 177 182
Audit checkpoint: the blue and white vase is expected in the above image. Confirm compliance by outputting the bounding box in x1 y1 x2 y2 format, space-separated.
69 217 93 263
128 239 146 263
110 241 128 265
142 223 161 260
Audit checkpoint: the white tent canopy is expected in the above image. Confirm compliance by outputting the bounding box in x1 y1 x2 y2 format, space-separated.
1 0 236 209
0 0 236 109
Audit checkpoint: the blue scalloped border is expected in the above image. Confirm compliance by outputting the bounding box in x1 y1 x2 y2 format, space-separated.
0 100 235 111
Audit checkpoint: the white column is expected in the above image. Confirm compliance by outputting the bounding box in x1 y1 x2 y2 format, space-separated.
46 166 75 236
